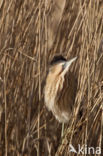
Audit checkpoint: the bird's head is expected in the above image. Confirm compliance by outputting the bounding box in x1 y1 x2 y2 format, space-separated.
49 55 77 78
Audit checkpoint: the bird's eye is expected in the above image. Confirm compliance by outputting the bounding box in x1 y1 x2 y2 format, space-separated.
62 62 66 70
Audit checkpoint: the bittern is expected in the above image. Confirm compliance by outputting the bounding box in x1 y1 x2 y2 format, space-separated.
44 55 77 123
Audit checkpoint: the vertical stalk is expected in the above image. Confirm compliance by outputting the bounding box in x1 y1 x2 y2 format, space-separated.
99 84 102 156
38 0 41 155
4 57 7 156
44 0 47 73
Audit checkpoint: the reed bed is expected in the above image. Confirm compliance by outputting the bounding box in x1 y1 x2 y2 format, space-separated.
0 0 103 155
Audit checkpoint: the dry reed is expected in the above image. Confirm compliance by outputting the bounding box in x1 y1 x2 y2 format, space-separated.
0 0 103 155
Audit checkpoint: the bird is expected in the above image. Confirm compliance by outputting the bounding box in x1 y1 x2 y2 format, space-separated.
44 55 77 123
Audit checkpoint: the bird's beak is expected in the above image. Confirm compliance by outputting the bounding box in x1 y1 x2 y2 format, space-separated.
61 57 77 76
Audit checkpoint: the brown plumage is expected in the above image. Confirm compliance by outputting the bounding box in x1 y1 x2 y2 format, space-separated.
44 55 77 123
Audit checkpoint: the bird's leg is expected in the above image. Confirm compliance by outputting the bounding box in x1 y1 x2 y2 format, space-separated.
61 123 65 137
